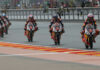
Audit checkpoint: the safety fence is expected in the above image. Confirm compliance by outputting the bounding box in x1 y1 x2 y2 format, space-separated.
0 7 100 21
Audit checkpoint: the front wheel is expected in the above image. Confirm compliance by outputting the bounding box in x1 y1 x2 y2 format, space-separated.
1 28 4 38
5 26 8 34
29 30 33 42
89 37 93 49
55 32 61 45
85 44 89 49
57 33 60 45
55 41 57 45
28 39 30 42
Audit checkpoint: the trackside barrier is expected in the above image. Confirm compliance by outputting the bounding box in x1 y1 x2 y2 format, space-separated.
0 7 100 21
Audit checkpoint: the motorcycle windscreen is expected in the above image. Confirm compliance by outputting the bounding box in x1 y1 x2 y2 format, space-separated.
52 23 62 32
85 24 95 35
27 23 34 31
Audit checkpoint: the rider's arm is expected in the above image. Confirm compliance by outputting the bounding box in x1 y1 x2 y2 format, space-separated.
82 22 86 30
83 19 89 30
5 17 10 22
24 22 28 30
60 20 64 28
93 21 97 29
49 19 54 28
58 18 64 27
49 22 53 29
0 20 3 26
33 22 37 27
1 18 6 24
32 19 37 27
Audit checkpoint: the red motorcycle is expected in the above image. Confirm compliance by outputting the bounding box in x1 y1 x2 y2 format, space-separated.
82 24 96 49
51 22 63 45
25 22 35 42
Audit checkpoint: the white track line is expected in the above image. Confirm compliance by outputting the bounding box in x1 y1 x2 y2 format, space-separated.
0 52 60 57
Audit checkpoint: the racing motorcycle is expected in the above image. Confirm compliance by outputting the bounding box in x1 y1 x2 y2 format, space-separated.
82 24 96 49
26 22 35 42
3 18 10 34
51 22 62 45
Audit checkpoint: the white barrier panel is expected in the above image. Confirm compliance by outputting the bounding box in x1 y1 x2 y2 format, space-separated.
0 8 100 21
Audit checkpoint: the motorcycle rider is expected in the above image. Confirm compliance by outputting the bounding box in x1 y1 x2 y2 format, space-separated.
81 13 99 42
0 15 5 37
49 15 64 31
49 15 65 39
2 13 11 27
24 15 38 35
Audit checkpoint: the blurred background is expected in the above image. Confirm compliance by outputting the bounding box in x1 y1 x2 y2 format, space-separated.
0 0 100 9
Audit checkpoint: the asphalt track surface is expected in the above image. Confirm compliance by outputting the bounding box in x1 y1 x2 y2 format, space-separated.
0 21 100 70
0 54 100 70
0 55 100 70
1 21 100 50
